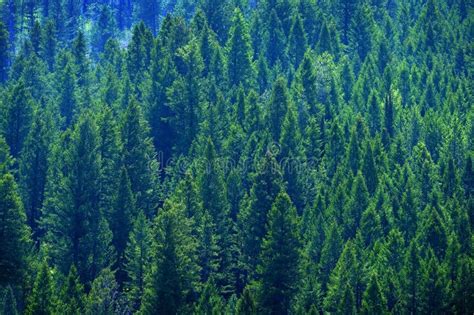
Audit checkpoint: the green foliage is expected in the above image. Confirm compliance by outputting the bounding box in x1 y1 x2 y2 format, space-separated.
0 1 471 314
0 172 30 286
258 191 301 314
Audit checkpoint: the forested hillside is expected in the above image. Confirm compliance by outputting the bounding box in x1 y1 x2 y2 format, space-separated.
0 0 473 314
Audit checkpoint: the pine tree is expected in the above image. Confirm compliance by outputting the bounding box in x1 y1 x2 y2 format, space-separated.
227 8 254 89
362 141 378 195
57 57 77 127
140 200 199 314
361 273 388 314
266 9 287 67
0 21 9 83
316 20 333 55
85 268 121 314
134 0 160 35
42 115 114 284
124 210 152 311
288 13 307 68
384 90 395 139
239 152 283 277
347 128 360 175
349 4 373 61
97 107 121 227
58 266 85 315
111 168 135 286
401 240 423 314
2 79 34 157
236 286 257 315
258 191 300 314
19 108 56 242
199 0 230 43
26 261 55 315
167 40 204 154
194 279 224 314
198 138 236 295
41 20 57 71
324 240 363 313
279 102 305 212
367 90 381 136
269 77 290 141
121 99 160 218
0 172 30 287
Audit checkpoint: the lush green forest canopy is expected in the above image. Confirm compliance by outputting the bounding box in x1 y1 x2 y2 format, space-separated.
0 0 473 314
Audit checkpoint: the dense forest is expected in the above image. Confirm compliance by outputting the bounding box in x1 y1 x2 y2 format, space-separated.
0 0 472 314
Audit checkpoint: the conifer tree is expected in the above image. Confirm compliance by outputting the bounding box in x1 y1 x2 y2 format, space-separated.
2 79 34 157
124 210 152 311
0 172 30 286
140 200 199 314
41 20 57 71
121 99 160 218
167 40 204 154
0 21 9 83
85 268 121 314
19 108 56 242
288 13 307 68
268 77 290 141
361 273 388 314
42 115 114 284
58 266 85 315
26 261 55 315
258 191 300 314
236 286 257 315
266 9 287 67
227 8 254 89
194 279 224 314
111 168 135 286
239 152 283 277
362 141 378 195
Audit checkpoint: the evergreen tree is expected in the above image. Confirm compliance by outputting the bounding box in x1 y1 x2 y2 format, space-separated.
42 115 114 284
194 279 224 314
349 4 373 61
140 200 199 314
361 273 388 314
41 20 57 71
268 77 290 141
239 152 283 277
266 9 287 67
121 99 160 218
58 266 85 315
111 168 134 286
236 286 257 315
19 108 55 242
0 172 30 287
2 79 34 157
362 141 378 195
85 268 121 315
57 57 77 127
0 21 9 83
199 0 230 43
288 13 307 68
258 191 300 314
124 210 152 311
26 261 55 315
227 8 254 89
167 40 204 154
